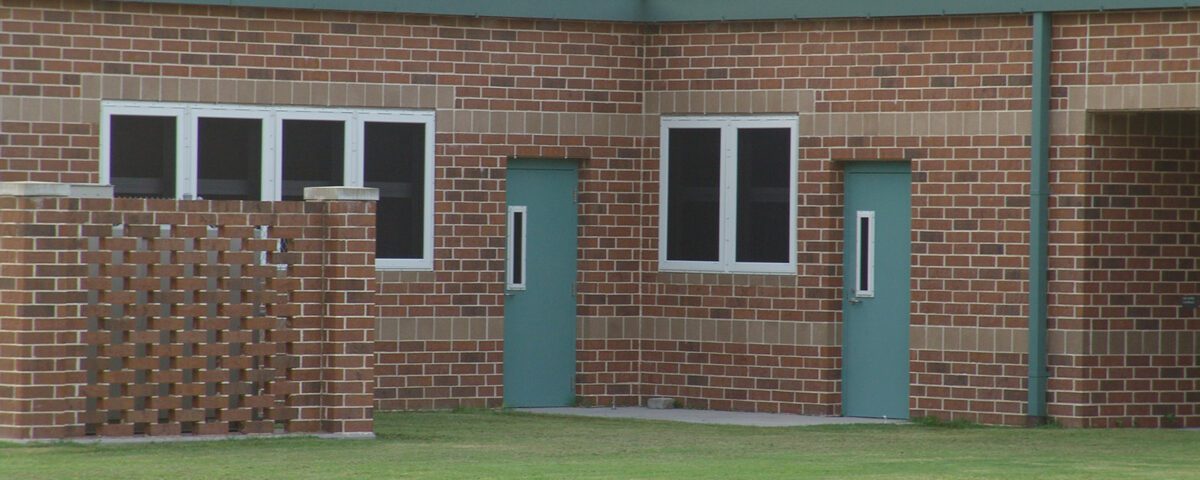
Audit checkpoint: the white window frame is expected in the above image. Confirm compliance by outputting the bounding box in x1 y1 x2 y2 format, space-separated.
506 205 528 290
190 105 275 201
271 108 357 202
658 115 798 274
100 100 436 271
358 110 436 270
99 102 189 196
855 210 875 298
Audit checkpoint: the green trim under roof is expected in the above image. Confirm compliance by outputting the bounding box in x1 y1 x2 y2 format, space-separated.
122 0 1194 22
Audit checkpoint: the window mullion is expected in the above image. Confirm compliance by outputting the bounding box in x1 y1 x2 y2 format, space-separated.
422 116 436 267
346 114 360 187
720 124 737 271
272 113 284 201
179 108 196 200
99 107 112 185
262 112 277 201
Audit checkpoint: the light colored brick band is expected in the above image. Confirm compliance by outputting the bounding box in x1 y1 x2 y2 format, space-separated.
1066 83 1200 112
911 326 1027 354
645 89 818 115
633 317 839 347
79 74 455 110
437 110 652 136
377 316 501 341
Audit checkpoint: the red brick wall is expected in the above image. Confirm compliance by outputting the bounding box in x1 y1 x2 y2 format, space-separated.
1046 10 1200 427
1 0 650 412
0 1 644 110
646 15 1034 111
1047 111 1200 427
4 0 1200 427
0 1 645 185
1053 10 1200 88
643 15 1037 421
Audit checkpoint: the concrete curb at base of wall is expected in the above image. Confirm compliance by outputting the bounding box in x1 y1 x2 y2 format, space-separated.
0 431 376 445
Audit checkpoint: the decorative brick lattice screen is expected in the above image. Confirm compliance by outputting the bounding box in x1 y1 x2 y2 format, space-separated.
82 224 297 436
0 195 376 440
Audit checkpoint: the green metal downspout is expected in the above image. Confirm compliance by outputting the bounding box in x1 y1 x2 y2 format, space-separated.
1027 11 1051 426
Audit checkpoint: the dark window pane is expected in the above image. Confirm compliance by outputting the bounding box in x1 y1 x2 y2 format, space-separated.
282 119 344 201
859 216 870 291
735 128 790 263
666 128 721 262
197 117 261 200
511 210 524 286
364 122 426 260
110 115 175 198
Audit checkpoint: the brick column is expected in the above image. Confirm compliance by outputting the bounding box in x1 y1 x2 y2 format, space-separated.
303 187 378 436
0 183 93 440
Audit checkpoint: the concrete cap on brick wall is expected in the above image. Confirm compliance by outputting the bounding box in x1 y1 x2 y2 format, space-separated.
0 182 115 198
70 184 115 198
303 186 380 201
0 181 72 197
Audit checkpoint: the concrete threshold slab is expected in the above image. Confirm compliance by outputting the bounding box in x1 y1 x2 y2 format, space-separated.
517 407 907 427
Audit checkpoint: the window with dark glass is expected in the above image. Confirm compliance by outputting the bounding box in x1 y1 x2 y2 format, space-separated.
110 115 175 198
735 128 791 263
103 101 436 269
281 119 344 201
363 122 426 260
660 117 796 273
197 117 262 200
859 216 870 292
666 128 721 262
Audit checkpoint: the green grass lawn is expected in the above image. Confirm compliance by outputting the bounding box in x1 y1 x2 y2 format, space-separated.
2 411 1197 479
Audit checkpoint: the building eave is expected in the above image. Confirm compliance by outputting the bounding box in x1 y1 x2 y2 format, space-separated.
117 0 1196 22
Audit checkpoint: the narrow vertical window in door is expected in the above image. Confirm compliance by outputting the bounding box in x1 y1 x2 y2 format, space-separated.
856 211 875 297
507 206 527 290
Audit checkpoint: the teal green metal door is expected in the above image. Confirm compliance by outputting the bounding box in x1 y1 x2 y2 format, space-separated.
504 159 578 407
842 162 911 419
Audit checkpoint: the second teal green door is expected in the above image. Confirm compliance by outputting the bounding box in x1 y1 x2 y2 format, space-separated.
504 159 578 407
842 162 911 419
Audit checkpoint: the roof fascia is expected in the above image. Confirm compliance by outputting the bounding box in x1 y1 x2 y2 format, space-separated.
118 0 1193 22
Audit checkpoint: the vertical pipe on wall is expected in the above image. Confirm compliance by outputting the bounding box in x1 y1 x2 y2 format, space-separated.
1027 11 1051 425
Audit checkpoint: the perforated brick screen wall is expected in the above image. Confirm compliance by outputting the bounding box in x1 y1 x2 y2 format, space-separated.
0 195 375 440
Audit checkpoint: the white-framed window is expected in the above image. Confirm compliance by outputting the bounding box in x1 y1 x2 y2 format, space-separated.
659 115 798 274
100 101 435 270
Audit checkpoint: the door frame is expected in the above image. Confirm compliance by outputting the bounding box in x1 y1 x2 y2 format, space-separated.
502 157 581 407
841 161 912 419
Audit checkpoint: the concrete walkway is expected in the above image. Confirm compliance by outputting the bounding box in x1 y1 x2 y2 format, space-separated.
518 407 907 427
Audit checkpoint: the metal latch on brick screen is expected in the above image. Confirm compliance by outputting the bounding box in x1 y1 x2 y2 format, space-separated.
1182 296 1197 311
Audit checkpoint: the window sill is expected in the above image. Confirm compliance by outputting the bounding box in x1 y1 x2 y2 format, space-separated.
658 262 796 276
375 259 433 271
